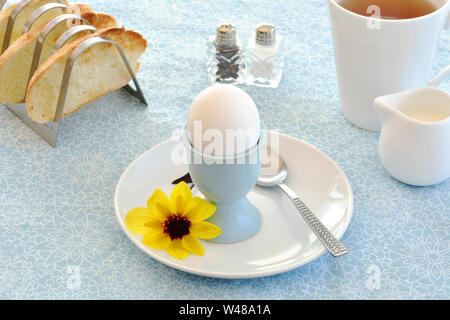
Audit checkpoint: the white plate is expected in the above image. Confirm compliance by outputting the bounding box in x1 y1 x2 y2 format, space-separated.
115 131 353 279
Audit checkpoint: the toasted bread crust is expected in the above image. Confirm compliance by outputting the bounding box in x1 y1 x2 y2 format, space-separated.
0 4 16 20
82 12 118 29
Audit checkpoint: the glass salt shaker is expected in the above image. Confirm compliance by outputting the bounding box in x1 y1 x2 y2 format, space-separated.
245 23 283 88
207 23 245 85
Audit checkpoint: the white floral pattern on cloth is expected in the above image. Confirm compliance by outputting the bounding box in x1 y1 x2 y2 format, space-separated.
0 0 449 299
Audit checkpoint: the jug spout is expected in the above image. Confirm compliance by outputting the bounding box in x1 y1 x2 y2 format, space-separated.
375 87 450 127
374 93 402 126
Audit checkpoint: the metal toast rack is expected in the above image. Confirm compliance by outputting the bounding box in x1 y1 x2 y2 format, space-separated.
0 0 148 147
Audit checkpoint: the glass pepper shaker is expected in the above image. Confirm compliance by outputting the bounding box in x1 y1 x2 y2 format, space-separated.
245 23 283 88
207 23 245 85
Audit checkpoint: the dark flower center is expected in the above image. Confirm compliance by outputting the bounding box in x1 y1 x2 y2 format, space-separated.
163 214 191 240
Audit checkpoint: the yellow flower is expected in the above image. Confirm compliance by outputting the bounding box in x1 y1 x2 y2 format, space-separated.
125 181 222 259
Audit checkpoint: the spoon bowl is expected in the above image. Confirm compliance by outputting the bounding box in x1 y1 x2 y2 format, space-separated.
257 146 288 187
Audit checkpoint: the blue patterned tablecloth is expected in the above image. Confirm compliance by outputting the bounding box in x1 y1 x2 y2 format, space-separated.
0 0 449 299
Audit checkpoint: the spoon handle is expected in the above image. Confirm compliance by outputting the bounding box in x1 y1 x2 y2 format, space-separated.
278 183 348 257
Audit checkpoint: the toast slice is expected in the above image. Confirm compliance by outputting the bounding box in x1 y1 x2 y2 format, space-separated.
0 4 118 104
26 27 147 123
0 0 69 52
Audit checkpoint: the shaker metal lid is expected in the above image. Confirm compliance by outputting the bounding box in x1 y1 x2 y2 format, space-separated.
256 23 276 45
216 23 236 45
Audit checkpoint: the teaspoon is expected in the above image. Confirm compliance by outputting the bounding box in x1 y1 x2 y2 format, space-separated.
256 147 348 257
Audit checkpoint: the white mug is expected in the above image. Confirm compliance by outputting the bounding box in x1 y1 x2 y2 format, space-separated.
327 0 450 132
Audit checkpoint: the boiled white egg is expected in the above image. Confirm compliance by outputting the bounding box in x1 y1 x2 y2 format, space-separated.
188 84 261 156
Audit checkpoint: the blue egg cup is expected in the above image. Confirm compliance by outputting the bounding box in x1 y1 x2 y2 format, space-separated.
183 125 267 243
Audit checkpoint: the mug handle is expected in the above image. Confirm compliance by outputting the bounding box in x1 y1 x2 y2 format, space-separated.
427 65 450 87
427 8 450 87
446 6 450 29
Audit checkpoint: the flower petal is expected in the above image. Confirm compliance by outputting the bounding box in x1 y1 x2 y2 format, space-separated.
142 230 171 250
166 240 190 260
125 207 153 235
147 189 172 220
190 221 222 239
184 197 216 221
144 219 164 229
170 182 192 214
181 234 204 256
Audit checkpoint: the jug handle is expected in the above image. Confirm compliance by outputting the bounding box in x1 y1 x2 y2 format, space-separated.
427 65 450 87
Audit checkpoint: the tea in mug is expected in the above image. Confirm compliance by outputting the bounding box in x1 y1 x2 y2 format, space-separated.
338 0 437 19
